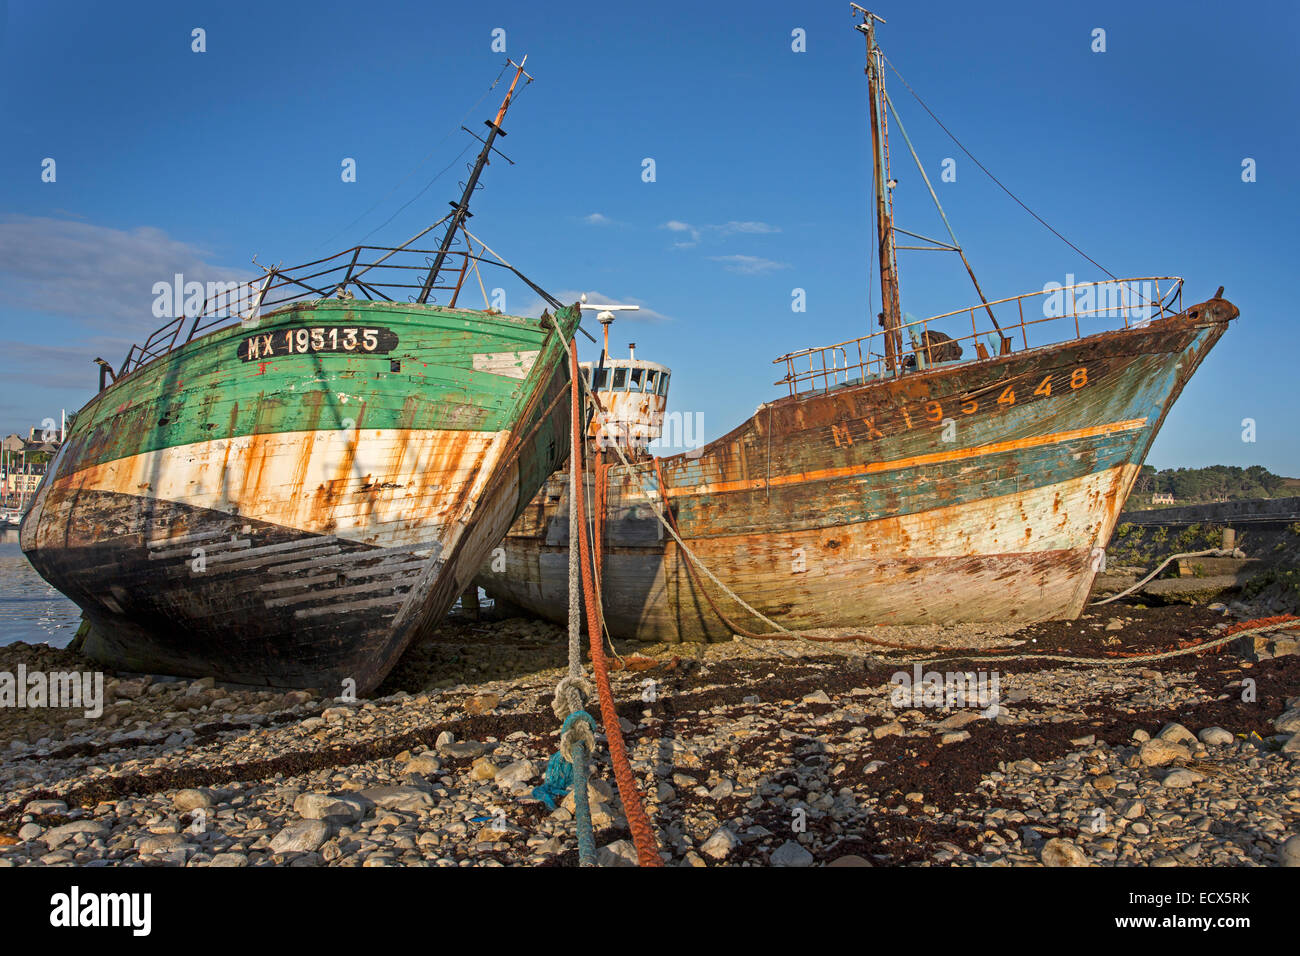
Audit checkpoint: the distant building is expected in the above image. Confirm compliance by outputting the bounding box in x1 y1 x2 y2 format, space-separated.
1151 493 1175 505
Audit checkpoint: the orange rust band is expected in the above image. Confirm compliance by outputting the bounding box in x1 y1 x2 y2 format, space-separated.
662 417 1149 499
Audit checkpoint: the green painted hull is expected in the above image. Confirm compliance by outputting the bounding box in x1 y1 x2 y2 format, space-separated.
22 299 581 693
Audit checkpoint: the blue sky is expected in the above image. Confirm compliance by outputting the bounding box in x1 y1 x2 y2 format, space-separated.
2 0 1297 473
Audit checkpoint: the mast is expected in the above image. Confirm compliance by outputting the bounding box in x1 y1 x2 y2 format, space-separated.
416 57 532 304
854 6 903 372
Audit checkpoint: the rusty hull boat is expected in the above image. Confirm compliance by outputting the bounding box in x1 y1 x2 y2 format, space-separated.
21 59 584 693
474 14 1238 642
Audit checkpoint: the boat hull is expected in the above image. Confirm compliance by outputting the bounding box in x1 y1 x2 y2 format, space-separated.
477 299 1235 641
22 299 579 692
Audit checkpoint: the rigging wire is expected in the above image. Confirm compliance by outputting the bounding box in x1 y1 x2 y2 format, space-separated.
882 53 1118 282
311 62 512 251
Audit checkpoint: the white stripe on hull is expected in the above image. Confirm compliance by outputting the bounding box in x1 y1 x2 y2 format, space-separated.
36 427 510 547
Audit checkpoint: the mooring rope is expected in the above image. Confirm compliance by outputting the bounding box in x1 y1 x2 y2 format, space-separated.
1091 547 1241 606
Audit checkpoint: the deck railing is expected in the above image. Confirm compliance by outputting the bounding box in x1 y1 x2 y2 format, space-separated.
114 242 546 381
773 277 1184 394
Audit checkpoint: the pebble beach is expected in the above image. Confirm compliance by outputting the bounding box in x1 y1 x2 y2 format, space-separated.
1 600 1297 868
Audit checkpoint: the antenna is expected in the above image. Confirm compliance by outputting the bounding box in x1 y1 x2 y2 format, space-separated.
578 302 640 361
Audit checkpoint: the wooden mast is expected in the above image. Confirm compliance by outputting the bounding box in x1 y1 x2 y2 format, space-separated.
416 57 531 304
855 7 903 372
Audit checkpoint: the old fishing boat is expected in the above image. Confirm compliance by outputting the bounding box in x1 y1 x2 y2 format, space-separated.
475 13 1238 641
22 59 582 693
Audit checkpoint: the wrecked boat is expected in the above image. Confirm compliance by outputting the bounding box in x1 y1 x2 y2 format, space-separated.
475 13 1238 641
21 59 583 693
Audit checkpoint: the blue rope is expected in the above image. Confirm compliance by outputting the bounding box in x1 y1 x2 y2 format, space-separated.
530 710 597 865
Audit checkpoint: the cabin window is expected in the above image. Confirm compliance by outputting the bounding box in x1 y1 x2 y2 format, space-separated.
612 367 628 390
591 367 609 391
630 368 645 391
644 371 659 394
657 373 670 396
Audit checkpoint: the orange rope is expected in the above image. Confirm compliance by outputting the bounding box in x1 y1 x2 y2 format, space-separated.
571 351 662 866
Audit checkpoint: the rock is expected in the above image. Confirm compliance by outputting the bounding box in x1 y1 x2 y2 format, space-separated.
435 730 455 748
1281 835 1300 868
495 759 538 792
43 821 108 849
439 741 487 760
293 793 370 823
1041 838 1089 867
940 731 971 745
357 786 435 812
469 756 500 782
1138 738 1190 767
827 854 872 867
802 690 831 704
1161 769 1205 788
321 706 352 720
935 711 983 731
405 754 442 775
1197 726 1234 747
863 760 887 774
23 799 67 815
173 788 216 811
208 853 248 867
1157 722 1197 746
136 833 188 855
700 827 740 860
464 693 500 715
1093 775 1117 792
873 721 904 739
1273 709 1300 734
595 840 639 867
771 840 814 867
17 823 43 842
1105 618 1124 631
269 820 331 854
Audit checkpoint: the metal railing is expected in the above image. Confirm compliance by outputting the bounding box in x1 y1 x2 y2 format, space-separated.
774 277 1184 394
116 240 548 380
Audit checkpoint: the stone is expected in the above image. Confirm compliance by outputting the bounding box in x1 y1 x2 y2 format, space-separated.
43 821 108 849
700 827 740 860
1161 769 1205 788
23 800 67 815
357 786 435 812
873 721 904 739
1157 722 1197 746
293 793 370 823
173 788 216 811
405 755 442 776
1041 838 1089 867
940 731 971 745
1273 709 1300 735
802 690 831 704
1281 835 1300 868
595 840 639 867
439 741 487 760
136 833 188 855
771 840 814 867
495 759 538 792
1197 726 1234 747
18 823 43 842
827 854 872 867
469 756 500 782
269 820 331 854
208 853 248 867
1138 738 1190 767
435 730 455 748
464 693 500 715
